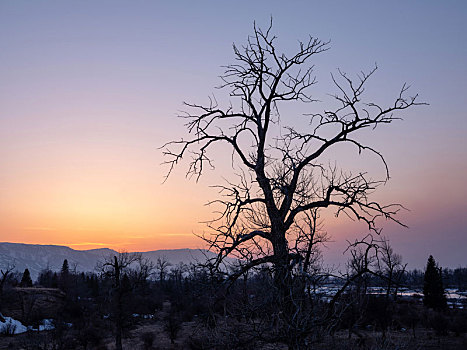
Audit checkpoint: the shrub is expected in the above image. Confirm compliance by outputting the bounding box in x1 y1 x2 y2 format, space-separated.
428 311 449 336
449 312 467 336
0 322 16 336
164 313 182 344
141 331 155 349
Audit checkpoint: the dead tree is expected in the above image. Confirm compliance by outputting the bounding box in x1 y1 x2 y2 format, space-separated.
98 252 141 350
163 20 423 349
0 264 15 314
377 238 407 300
129 255 156 288
155 256 172 284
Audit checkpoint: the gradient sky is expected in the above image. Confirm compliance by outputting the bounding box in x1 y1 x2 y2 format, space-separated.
1 1 466 268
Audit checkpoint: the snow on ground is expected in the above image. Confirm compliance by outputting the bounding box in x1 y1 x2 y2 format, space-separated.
0 316 28 334
312 285 467 308
0 317 60 334
34 319 55 331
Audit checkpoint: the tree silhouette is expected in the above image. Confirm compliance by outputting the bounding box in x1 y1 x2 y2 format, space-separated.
423 255 447 309
155 256 171 283
98 252 141 350
20 268 33 287
59 258 71 292
61 259 69 276
0 264 15 310
163 20 423 348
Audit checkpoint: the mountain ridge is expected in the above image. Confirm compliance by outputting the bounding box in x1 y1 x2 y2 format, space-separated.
0 242 217 280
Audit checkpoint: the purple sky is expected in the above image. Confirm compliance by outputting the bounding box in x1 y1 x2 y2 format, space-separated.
0 1 466 269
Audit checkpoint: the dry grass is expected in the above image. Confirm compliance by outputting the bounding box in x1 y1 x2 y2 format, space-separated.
1 295 466 349
1 319 466 350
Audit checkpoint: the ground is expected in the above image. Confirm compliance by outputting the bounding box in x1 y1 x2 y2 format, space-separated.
1 291 467 349
1 317 467 350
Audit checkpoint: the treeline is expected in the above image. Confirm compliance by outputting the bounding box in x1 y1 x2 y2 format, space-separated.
363 267 467 291
0 254 254 348
1 254 467 349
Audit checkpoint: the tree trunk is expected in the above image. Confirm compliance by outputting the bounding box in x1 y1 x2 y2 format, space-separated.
114 256 123 350
272 232 308 350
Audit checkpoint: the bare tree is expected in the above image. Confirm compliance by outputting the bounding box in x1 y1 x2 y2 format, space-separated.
155 256 172 284
377 238 407 300
163 21 423 349
0 264 15 319
130 255 156 286
335 237 378 341
98 252 141 350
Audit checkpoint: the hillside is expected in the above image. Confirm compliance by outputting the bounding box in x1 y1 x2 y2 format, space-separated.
0 242 219 279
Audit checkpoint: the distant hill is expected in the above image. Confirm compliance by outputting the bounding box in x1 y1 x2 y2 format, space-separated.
0 242 221 280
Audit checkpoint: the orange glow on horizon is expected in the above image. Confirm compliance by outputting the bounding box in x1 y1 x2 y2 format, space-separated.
1 1 466 269
3 231 207 252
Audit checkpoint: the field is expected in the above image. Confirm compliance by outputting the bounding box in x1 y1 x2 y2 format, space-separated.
1 288 467 350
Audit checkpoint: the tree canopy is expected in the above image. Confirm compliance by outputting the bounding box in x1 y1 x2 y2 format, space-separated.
163 21 423 349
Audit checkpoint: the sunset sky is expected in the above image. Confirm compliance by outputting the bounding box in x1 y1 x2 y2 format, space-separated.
1 1 466 268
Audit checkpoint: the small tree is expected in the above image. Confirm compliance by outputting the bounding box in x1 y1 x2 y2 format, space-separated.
98 252 141 350
164 312 182 344
60 259 70 292
423 255 447 309
0 264 15 310
20 269 33 287
61 259 69 276
156 256 172 284
377 238 406 300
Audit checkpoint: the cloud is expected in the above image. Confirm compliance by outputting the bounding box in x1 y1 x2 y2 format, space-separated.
158 233 194 237
65 242 109 246
23 227 57 231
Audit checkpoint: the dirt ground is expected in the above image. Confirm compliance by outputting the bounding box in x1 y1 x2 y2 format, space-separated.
1 299 467 350
2 321 466 350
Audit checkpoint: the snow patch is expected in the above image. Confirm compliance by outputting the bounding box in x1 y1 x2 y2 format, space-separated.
0 316 28 335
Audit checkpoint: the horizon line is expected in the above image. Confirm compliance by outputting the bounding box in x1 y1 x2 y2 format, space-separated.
0 241 206 253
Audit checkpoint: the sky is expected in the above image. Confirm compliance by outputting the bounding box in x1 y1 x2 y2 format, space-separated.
0 1 466 269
